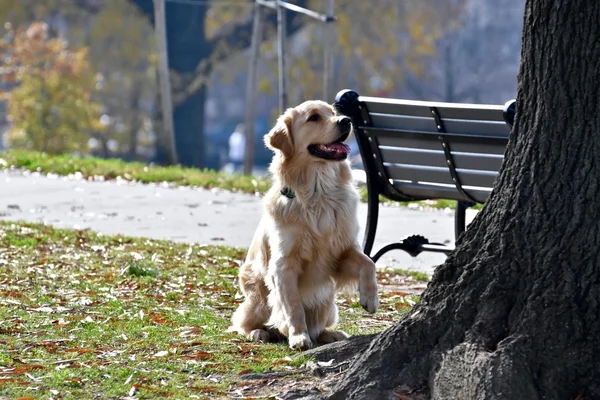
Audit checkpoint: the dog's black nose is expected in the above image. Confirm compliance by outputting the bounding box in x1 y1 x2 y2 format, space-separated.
337 117 351 128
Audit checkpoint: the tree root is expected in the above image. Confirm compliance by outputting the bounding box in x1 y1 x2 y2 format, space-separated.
303 333 379 362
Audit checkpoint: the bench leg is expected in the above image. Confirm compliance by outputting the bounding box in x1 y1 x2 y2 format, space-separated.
454 201 476 239
454 201 467 239
362 186 379 257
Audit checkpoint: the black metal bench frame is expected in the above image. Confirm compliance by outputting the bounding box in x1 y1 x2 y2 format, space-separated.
335 89 516 261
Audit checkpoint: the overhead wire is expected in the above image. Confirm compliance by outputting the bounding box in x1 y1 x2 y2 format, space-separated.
164 0 253 6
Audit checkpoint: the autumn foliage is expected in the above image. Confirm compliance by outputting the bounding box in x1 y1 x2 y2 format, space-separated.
0 22 103 154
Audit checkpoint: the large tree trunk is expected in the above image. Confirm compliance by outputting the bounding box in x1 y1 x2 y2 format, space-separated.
164 2 209 167
309 1 600 399
173 84 207 167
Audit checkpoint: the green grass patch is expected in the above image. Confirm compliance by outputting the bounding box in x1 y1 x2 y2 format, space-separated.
126 261 159 278
0 149 271 196
0 149 482 210
0 221 422 399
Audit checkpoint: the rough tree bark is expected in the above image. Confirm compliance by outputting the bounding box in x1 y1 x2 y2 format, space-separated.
306 1 600 399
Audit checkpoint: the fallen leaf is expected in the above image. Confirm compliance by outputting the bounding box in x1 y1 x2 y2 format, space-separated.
179 327 202 337
1 364 45 375
153 350 169 357
317 359 335 367
65 378 83 385
133 383 155 391
182 351 213 360
150 312 168 325
188 385 220 393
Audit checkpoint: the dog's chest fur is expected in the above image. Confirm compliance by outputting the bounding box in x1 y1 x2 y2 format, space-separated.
267 173 360 263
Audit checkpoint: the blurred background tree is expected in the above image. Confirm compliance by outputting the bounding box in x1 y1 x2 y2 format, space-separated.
88 0 157 160
0 21 103 154
0 0 156 159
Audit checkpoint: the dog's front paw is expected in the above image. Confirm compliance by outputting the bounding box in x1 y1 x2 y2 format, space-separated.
288 332 312 350
359 271 379 313
359 288 379 313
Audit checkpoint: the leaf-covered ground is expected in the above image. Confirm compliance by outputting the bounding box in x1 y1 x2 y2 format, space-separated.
0 221 427 399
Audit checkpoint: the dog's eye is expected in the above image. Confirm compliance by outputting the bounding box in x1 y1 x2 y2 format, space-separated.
307 114 320 122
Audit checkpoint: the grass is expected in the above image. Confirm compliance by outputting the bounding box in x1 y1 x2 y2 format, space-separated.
0 221 426 399
0 149 271 196
0 149 480 210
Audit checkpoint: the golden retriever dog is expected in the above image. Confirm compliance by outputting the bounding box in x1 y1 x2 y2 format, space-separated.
229 100 379 350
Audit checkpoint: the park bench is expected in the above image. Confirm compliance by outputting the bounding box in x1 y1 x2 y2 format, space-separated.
334 89 516 262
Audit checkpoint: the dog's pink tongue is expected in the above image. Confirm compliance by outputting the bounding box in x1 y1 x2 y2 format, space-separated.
327 143 351 154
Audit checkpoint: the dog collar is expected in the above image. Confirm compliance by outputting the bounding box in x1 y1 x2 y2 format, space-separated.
280 187 296 199
280 181 319 199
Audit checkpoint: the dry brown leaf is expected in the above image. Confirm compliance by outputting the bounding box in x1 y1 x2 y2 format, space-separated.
178 326 202 337
182 351 213 360
0 364 45 375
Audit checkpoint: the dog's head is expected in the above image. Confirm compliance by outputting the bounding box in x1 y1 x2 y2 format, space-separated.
264 100 353 162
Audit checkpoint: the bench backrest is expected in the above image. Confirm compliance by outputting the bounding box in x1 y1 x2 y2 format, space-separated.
335 90 515 204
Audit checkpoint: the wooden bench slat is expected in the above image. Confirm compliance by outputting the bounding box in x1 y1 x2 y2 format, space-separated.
372 129 507 155
384 164 499 189
379 147 448 168
369 113 510 137
363 101 435 118
390 182 491 203
379 148 504 172
369 113 438 132
360 96 506 121
442 119 510 136
384 163 454 186
370 131 441 151
453 152 504 172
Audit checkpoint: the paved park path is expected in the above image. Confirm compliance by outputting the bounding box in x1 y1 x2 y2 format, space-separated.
1 170 476 276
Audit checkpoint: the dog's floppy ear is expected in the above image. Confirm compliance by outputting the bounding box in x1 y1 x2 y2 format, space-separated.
265 109 294 159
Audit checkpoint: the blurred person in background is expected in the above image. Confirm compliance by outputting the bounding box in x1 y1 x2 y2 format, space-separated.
228 123 245 174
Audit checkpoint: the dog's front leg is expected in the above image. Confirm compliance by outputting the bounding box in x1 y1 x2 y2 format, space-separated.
335 247 379 313
268 258 312 350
